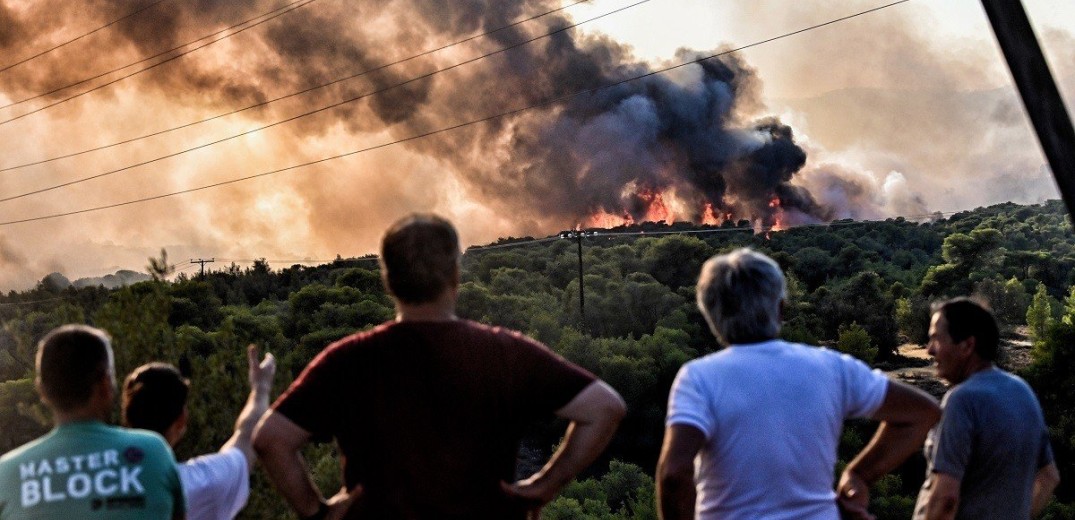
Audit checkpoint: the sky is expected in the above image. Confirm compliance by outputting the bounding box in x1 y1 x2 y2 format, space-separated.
0 0 1071 290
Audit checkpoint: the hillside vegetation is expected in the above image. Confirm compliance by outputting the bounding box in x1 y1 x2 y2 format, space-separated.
1 200 1074 519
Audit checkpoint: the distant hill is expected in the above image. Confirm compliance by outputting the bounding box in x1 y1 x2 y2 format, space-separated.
41 269 151 290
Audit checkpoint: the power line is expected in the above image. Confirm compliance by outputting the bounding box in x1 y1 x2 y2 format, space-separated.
0 296 70 307
0 0 589 173
171 263 200 274
213 257 340 263
466 237 562 252
0 0 173 74
0 0 649 203
0 0 318 121
0 0 909 226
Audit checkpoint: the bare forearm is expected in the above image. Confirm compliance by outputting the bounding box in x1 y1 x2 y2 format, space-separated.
258 446 324 517
1031 464 1060 517
1031 491 1051 518
922 473 960 520
532 416 620 491
924 495 958 520
222 388 271 465
656 470 695 520
846 421 929 483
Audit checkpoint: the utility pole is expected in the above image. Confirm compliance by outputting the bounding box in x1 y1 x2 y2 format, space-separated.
981 0 1075 226
191 258 215 277
561 230 595 327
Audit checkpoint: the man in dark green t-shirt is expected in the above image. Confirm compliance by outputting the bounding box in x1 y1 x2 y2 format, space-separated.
0 325 185 520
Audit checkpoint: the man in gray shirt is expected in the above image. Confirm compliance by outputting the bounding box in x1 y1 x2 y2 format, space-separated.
914 298 1059 519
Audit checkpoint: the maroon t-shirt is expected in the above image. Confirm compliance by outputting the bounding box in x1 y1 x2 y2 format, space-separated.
273 319 596 519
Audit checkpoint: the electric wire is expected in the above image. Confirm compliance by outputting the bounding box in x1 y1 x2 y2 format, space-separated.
0 0 909 226
0 260 193 305
0 296 70 307
0 0 318 121
214 258 340 263
0 0 650 203
466 236 562 252
0 0 589 173
0 0 172 74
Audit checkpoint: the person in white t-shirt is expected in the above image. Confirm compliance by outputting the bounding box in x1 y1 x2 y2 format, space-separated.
122 345 275 520
656 248 941 520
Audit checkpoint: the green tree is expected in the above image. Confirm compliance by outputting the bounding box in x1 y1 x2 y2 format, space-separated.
1027 283 1053 344
639 235 711 290
1000 277 1030 326
95 282 176 378
815 272 898 358
837 322 877 363
1022 318 1075 505
1062 286 1075 327
0 378 49 453
894 297 924 345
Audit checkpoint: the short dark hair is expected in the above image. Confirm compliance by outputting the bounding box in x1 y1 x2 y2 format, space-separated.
933 297 1000 362
122 363 189 435
380 213 461 304
36 325 113 412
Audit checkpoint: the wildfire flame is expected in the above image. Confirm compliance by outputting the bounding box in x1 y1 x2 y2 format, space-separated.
640 189 673 223
763 195 786 239
584 190 787 233
586 211 633 228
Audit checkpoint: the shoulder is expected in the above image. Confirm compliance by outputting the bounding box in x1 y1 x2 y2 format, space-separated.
993 369 1036 394
327 321 397 350
117 425 169 445
302 321 397 366
110 427 176 463
951 369 1037 405
463 320 549 351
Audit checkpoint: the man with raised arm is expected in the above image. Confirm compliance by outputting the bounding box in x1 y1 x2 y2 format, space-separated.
657 248 941 520
122 344 276 520
0 325 185 520
254 213 626 520
914 298 1059 519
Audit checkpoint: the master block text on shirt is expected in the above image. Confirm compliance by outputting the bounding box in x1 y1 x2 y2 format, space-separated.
17 449 145 509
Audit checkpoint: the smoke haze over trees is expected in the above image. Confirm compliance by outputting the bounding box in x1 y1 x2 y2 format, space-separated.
0 200 1074 518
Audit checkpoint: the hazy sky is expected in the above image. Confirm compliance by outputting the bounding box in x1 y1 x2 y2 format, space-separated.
0 0 1071 290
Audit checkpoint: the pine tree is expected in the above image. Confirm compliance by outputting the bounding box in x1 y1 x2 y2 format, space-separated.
1027 283 1052 343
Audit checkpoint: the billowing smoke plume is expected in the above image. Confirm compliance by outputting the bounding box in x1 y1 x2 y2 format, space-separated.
0 0 867 232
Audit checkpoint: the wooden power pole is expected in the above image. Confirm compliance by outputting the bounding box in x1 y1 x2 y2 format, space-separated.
191 258 215 277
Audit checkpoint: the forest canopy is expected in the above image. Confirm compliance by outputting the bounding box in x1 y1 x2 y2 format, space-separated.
1 200 1073 519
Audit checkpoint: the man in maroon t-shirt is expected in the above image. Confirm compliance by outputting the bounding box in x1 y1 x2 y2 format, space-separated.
254 213 626 520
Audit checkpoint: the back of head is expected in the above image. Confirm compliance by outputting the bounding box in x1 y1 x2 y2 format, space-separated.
696 248 786 346
934 297 1000 362
380 213 461 304
122 363 189 436
36 325 113 412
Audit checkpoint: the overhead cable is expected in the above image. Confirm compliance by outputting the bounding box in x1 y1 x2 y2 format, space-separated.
0 0 172 74
0 0 589 173
0 0 649 203
0 0 909 226
0 0 318 121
